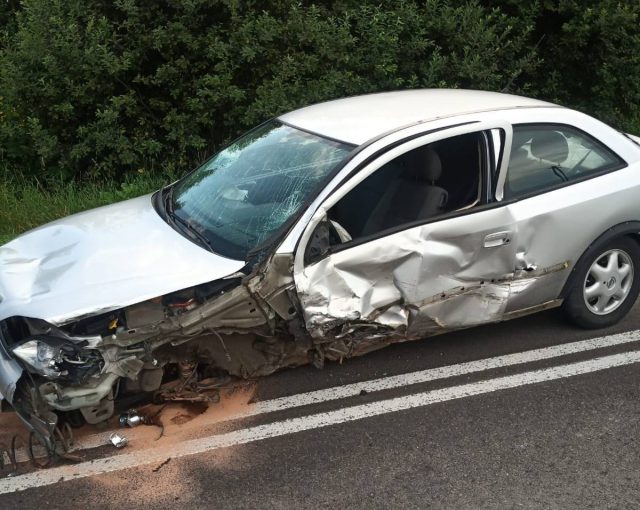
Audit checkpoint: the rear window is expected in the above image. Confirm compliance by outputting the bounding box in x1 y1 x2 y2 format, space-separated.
504 125 625 199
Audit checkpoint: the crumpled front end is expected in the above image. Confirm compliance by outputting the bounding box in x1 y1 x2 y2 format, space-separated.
0 250 316 450
0 191 273 446
0 194 246 326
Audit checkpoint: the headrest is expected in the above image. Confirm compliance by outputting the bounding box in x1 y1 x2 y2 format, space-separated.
530 130 569 164
403 147 442 182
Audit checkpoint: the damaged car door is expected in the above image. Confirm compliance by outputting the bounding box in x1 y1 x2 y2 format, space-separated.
293 122 521 353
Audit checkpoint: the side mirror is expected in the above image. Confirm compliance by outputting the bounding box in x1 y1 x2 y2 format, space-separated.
304 221 332 265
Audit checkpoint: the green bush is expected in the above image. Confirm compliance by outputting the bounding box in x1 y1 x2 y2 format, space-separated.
0 0 539 181
0 0 638 183
487 0 640 133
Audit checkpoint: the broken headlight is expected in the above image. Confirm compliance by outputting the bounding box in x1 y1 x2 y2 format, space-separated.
12 339 65 378
11 337 102 382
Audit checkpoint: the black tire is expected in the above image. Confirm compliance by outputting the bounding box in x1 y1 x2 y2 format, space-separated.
562 236 640 329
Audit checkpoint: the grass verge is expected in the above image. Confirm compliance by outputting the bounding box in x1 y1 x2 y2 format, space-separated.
0 173 171 245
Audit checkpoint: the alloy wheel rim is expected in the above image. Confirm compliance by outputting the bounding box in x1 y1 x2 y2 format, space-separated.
583 249 634 315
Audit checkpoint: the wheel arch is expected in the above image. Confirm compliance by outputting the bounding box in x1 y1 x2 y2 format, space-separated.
559 221 640 299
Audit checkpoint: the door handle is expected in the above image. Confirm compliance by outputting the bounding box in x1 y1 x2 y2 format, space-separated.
483 231 512 248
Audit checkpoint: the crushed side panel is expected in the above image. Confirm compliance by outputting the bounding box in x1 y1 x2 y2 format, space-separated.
295 206 570 343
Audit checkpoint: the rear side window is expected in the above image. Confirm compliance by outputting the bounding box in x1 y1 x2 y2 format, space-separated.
504 125 625 199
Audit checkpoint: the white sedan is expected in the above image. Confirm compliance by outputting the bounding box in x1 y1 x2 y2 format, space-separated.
2 89 640 448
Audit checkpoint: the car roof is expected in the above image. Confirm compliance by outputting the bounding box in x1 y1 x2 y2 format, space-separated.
278 89 558 146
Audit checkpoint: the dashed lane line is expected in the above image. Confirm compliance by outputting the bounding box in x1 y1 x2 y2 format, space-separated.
69 329 640 452
2 348 640 494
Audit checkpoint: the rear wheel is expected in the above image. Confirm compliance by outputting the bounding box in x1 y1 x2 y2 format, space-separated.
562 237 640 329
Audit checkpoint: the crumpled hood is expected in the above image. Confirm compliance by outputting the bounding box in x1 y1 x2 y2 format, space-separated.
0 194 245 325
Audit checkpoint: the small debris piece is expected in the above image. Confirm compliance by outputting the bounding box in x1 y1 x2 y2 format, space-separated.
359 389 368 396
59 452 84 463
119 409 149 428
109 433 128 449
152 458 171 473
365 431 374 446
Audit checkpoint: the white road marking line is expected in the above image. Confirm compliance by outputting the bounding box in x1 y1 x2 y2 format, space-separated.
250 330 640 412
1 349 639 494
68 329 640 452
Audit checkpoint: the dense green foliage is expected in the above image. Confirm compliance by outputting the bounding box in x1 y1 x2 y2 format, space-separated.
2 0 637 184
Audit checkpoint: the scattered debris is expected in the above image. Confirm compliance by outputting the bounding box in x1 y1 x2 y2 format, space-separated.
54 423 82 463
58 452 84 463
365 431 374 446
119 409 150 428
169 402 208 425
154 365 228 404
109 433 128 449
0 421 80 474
152 458 171 473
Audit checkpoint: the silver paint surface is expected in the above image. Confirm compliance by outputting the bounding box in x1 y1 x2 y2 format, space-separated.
0 194 244 325
296 207 522 338
293 108 640 340
279 89 552 145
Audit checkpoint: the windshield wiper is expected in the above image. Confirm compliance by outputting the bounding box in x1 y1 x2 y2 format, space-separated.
163 185 176 215
163 186 215 253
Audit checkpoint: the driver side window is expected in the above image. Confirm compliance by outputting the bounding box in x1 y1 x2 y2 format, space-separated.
304 131 490 265
329 132 484 241
504 124 625 199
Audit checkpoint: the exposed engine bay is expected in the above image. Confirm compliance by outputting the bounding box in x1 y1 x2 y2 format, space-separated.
0 253 400 453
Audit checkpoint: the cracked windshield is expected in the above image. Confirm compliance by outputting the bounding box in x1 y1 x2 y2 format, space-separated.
171 120 353 259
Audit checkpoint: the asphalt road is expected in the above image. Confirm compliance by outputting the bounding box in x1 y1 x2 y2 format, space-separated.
2 304 640 509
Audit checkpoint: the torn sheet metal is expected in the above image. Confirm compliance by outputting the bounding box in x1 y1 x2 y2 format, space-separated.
299 250 569 341
295 205 571 341
2 92 639 455
296 206 515 337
